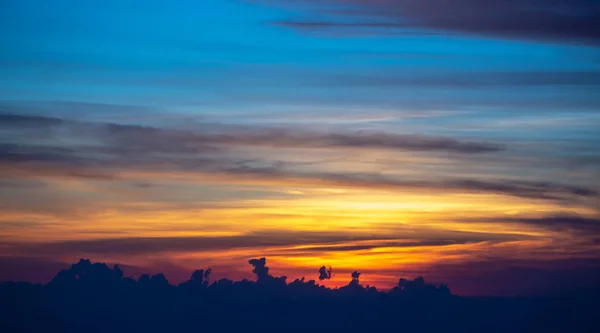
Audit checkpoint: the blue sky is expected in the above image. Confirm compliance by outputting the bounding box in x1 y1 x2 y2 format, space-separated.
3 0 599 112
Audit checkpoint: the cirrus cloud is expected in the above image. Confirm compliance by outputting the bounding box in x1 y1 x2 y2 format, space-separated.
268 0 600 43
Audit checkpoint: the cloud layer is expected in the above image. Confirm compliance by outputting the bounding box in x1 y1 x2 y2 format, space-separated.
271 0 600 43
1 111 596 202
0 113 504 154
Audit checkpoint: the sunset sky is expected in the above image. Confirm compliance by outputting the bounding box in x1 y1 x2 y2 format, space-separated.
1 0 599 296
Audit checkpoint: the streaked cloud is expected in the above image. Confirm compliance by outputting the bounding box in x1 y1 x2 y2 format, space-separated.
269 0 600 43
477 214 600 236
0 112 504 154
1 110 598 202
4 227 531 257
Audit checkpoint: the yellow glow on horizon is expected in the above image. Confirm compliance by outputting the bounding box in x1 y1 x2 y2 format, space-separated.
1 164 597 294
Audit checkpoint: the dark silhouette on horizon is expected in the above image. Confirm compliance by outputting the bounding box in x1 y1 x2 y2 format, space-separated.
318 265 332 281
1 257 598 332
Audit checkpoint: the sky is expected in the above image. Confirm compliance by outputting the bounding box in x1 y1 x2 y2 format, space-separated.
1 0 599 296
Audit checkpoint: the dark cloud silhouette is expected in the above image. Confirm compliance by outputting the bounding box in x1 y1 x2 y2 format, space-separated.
479 214 600 236
249 257 270 281
5 232 396 256
178 268 212 290
394 276 452 296
191 268 212 283
278 239 496 254
150 273 169 286
515 215 600 233
248 257 288 285
270 0 600 43
2 258 598 332
446 179 598 200
351 270 361 282
318 266 332 280
48 258 124 287
2 229 532 258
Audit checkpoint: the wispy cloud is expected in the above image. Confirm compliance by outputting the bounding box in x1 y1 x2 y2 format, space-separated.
1 112 597 202
0 112 504 154
478 215 600 236
320 71 600 88
4 227 531 257
269 0 600 43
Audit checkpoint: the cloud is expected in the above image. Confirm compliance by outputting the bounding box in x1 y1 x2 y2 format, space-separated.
320 71 600 88
269 0 600 43
0 113 65 127
481 215 600 235
286 239 486 253
458 214 600 248
0 100 163 121
0 220 58 230
1 111 597 202
0 143 83 164
3 228 534 261
5 231 395 257
0 113 504 154
0 143 596 202
446 179 597 200
268 172 598 201
318 266 332 280
248 257 270 281
210 129 505 153
0 179 46 189
519 215 600 234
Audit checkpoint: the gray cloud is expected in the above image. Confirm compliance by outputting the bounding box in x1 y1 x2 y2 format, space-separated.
481 215 600 235
210 129 504 153
0 179 46 189
447 179 598 200
1 111 597 202
4 228 531 257
4 232 395 257
0 144 596 202
273 239 488 253
0 143 82 164
0 113 65 127
0 220 59 229
269 0 600 43
0 100 163 121
278 172 598 201
0 113 504 154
